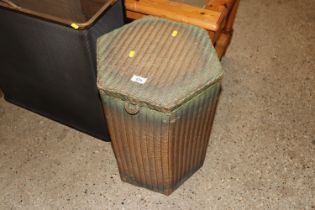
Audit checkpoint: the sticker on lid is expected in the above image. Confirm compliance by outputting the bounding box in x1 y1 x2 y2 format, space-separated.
129 50 136 58
131 75 147 84
171 30 178 37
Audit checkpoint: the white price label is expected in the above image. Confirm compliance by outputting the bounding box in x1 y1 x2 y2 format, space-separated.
131 75 147 84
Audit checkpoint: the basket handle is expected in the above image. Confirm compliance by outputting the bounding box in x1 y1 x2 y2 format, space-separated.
124 102 140 115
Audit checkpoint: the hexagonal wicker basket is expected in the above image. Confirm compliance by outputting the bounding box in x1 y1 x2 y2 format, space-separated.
97 17 223 195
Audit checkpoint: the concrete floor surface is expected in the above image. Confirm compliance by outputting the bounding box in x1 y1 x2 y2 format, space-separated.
0 0 314 209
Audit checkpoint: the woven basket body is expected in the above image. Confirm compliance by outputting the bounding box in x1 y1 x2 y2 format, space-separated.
97 17 223 195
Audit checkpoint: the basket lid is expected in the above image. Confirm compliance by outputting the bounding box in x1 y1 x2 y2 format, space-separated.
0 0 116 29
97 16 223 112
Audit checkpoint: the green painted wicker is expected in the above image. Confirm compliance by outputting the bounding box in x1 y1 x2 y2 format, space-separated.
97 16 223 195
97 16 223 112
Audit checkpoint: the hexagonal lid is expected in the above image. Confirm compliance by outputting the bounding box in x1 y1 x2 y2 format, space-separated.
97 16 223 112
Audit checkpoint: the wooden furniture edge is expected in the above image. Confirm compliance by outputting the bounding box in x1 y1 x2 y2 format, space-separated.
125 0 225 31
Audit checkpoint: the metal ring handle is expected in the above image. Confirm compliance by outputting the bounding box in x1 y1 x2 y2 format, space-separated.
124 102 140 115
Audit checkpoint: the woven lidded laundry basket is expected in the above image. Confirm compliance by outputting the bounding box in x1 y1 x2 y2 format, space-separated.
97 16 223 195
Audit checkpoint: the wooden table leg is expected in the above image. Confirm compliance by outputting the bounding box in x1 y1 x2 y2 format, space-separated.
207 0 240 58
223 0 240 33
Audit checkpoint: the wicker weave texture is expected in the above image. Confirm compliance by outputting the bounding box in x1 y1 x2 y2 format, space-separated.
101 83 221 195
97 16 223 194
97 16 223 112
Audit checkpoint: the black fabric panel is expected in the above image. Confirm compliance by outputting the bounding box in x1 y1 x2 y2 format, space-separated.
0 0 125 141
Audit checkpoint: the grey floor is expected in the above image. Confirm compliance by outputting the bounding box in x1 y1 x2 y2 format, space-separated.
0 0 314 209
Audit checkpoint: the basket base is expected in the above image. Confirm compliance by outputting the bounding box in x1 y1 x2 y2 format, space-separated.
118 163 205 195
